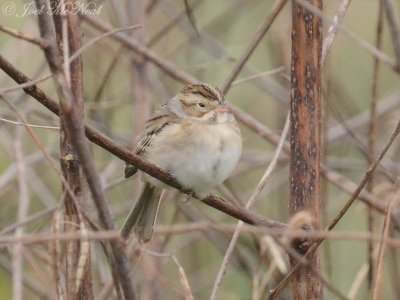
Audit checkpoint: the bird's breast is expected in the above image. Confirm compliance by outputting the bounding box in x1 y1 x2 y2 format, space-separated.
144 121 242 195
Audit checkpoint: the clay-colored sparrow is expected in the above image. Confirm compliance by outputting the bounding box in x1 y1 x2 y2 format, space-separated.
121 83 242 242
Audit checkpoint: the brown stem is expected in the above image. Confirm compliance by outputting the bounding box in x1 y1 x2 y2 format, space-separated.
33 1 135 299
367 2 384 291
288 0 323 299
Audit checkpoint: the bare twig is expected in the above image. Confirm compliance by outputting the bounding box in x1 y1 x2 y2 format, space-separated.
82 14 199 84
0 25 141 95
372 179 400 300
0 256 47 298
347 264 369 300
327 119 400 232
172 255 195 300
68 24 143 63
231 66 284 86
294 0 398 73
0 116 59 129
210 113 290 300
382 0 400 67
3 226 400 249
156 0 290 104
221 0 288 93
270 119 400 299
327 91 400 142
367 3 384 290
0 24 48 48
0 231 122 245
91 47 124 104
0 74 52 94
0 206 58 236
321 0 352 65
147 0 203 47
12 125 30 300
182 0 199 38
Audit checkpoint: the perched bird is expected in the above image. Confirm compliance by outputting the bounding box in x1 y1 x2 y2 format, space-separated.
121 83 242 243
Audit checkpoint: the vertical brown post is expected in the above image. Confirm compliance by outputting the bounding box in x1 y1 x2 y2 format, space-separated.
290 0 322 299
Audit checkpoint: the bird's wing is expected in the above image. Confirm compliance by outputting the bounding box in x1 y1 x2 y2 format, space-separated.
125 106 180 178
136 103 182 154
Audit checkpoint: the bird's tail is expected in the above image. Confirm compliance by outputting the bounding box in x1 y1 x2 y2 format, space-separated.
121 183 161 243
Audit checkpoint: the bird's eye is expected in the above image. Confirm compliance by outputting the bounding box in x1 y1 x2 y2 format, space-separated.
197 102 206 108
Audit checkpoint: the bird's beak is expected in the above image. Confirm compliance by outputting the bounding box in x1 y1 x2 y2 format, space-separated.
214 104 230 114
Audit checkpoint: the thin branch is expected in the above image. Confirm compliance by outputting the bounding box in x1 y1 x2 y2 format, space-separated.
81 14 199 84
372 179 400 300
347 264 369 300
0 149 54 192
147 0 203 47
12 125 30 300
182 0 199 38
270 119 400 299
367 2 384 290
0 231 122 245
0 116 59 129
91 47 124 104
172 255 194 300
0 26 141 95
0 74 52 94
294 0 398 73
221 0 288 93
68 24 143 63
231 66 284 86
321 0 352 65
0 206 58 236
154 223 400 248
327 91 400 142
382 0 400 66
210 113 290 300
3 226 400 250
0 24 48 48
327 120 400 231
0 257 47 298
0 96 62 190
